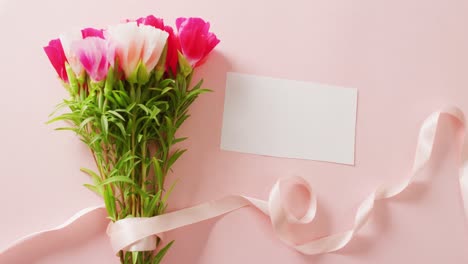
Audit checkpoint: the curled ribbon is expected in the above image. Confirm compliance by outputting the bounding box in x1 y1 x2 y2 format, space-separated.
2 107 467 258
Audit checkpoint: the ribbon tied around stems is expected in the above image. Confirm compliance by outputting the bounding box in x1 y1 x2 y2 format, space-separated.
106 176 318 253
2 106 468 258
106 106 468 255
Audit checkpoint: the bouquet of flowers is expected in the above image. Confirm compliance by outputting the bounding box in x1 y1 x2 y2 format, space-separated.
43 15 219 264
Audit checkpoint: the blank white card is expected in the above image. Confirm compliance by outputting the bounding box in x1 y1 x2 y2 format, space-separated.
221 72 358 165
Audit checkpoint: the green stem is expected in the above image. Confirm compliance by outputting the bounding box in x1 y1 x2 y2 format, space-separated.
129 83 136 216
141 129 147 191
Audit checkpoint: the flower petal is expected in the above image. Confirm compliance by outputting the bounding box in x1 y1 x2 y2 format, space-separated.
81 28 105 39
137 15 165 30
71 37 112 82
43 38 68 82
60 31 84 76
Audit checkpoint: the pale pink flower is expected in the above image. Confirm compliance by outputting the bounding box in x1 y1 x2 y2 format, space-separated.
105 22 168 79
136 15 179 74
60 31 84 77
71 37 115 82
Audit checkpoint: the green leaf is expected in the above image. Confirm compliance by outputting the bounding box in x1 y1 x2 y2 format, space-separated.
154 129 168 156
191 79 204 91
97 90 104 110
46 113 78 124
83 183 102 197
159 78 174 88
150 107 161 119
175 114 190 129
153 241 174 264
115 90 131 105
48 101 68 118
164 116 174 142
54 127 77 132
177 51 192 77
132 251 138 264
173 137 188 144
103 185 116 220
108 110 125 121
186 88 211 101
104 67 115 95
79 116 95 130
125 252 131 263
81 169 105 199
161 87 173 95
138 104 151 114
115 122 127 137
137 62 150 84
154 43 168 81
125 103 136 113
152 157 164 189
143 190 162 217
80 168 102 185
99 176 136 186
161 179 178 209
177 73 187 94
165 91 177 108
101 114 108 136
65 62 79 95
135 116 149 128
166 149 187 172
88 134 102 146
112 91 126 107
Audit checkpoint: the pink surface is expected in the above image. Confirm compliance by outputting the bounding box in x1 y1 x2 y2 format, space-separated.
1 0 468 263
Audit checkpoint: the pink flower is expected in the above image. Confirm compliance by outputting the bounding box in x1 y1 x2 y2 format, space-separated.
43 39 68 82
60 29 105 78
60 31 85 77
136 15 179 74
81 28 104 39
164 25 179 75
176 17 220 67
71 37 115 82
136 15 164 29
105 22 168 81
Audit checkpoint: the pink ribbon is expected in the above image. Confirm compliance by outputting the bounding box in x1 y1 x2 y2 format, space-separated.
1 107 467 258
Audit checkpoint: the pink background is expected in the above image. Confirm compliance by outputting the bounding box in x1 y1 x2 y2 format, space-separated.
1 0 468 263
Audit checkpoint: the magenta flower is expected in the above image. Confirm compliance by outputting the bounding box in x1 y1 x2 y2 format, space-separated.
43 38 68 82
71 37 115 82
81 28 104 39
176 17 220 67
136 15 164 29
164 26 179 75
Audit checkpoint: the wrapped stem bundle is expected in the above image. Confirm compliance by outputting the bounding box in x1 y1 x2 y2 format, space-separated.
44 15 219 264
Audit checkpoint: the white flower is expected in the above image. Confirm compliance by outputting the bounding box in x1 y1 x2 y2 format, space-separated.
60 31 84 77
105 22 168 80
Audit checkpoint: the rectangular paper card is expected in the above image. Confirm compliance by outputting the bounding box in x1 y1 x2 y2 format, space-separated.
221 72 358 165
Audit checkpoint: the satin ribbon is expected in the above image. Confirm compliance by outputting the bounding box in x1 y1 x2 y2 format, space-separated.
0 205 106 255
1 107 467 257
